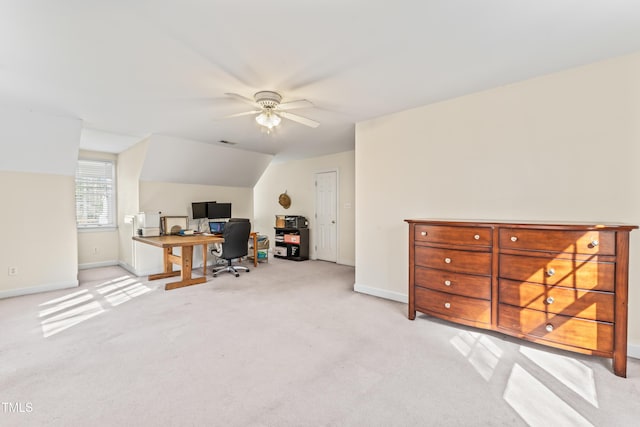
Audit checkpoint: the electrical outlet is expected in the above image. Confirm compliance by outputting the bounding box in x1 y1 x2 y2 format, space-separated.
8 266 18 276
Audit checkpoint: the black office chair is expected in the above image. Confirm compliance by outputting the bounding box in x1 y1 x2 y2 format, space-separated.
212 219 251 277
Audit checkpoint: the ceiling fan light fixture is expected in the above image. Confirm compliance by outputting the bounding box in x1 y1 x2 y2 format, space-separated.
255 111 281 129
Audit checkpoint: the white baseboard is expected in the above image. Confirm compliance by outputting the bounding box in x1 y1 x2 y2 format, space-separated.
628 342 640 360
78 260 119 270
353 283 408 303
118 261 149 277
0 280 79 300
337 257 355 267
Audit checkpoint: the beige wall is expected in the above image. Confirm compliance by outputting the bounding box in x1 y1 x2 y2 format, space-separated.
0 171 78 297
355 52 640 355
139 181 254 228
117 139 148 269
78 230 120 268
254 151 355 266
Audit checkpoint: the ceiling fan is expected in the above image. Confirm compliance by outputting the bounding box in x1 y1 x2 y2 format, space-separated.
224 91 320 130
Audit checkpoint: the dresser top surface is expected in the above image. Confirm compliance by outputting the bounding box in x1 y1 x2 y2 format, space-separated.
405 218 638 231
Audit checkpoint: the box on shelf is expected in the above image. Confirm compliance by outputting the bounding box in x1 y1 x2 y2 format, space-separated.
284 234 300 244
257 235 270 249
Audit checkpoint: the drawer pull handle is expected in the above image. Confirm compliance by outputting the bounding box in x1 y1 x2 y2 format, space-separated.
547 268 555 277
474 234 480 240
545 324 554 332
444 280 452 286
510 236 518 242
444 302 451 309
421 231 427 236
444 258 451 264
546 297 555 305
591 239 599 247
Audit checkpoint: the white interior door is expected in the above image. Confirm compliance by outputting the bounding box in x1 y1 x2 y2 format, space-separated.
315 171 337 262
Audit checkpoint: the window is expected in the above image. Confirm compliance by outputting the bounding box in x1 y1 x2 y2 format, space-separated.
75 159 116 228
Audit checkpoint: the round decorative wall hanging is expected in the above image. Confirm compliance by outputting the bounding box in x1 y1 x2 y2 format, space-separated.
278 191 291 209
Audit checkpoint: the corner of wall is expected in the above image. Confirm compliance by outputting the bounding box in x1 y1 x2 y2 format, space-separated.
353 283 408 304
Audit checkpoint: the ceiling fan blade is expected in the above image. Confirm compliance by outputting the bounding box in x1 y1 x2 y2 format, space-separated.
277 99 314 111
224 110 261 118
225 93 259 108
279 111 320 128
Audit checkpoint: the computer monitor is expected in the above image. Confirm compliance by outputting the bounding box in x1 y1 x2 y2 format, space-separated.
208 221 226 234
191 202 209 219
207 202 232 219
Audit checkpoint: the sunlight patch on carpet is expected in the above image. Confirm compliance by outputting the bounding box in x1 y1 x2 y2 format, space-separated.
40 301 105 337
450 330 503 381
38 275 154 337
520 346 598 408
504 363 593 427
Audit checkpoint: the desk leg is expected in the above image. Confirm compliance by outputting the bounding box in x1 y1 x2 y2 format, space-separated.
148 247 180 281
165 244 207 290
163 247 172 273
202 243 208 277
253 233 258 267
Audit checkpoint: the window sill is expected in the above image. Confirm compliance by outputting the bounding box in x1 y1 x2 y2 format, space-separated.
78 227 118 233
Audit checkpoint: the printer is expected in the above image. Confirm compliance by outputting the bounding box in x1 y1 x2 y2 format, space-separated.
284 215 308 228
136 212 160 237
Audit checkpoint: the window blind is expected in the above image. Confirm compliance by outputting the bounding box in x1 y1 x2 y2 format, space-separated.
75 159 116 228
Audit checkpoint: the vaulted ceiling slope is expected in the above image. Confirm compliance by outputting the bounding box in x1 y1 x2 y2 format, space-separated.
2 1 640 161
140 135 273 188
0 105 82 176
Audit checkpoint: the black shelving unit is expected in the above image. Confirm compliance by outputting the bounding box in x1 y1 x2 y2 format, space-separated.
274 227 309 261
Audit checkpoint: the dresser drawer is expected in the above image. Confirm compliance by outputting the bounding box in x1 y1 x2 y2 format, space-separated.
415 246 491 275
499 228 615 255
416 287 491 324
499 254 614 292
416 267 491 300
498 279 614 322
415 224 491 247
498 304 613 352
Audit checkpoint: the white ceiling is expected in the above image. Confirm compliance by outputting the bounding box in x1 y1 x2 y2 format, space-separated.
2 1 640 162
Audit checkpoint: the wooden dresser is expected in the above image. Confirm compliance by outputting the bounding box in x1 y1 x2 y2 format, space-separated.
406 219 637 377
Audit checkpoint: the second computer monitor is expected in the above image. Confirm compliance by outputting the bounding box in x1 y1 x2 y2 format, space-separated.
207 202 231 219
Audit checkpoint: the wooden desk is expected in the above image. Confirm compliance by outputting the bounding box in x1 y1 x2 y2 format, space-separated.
133 234 223 290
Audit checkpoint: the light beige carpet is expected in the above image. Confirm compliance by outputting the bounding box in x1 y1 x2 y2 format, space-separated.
1 257 639 426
